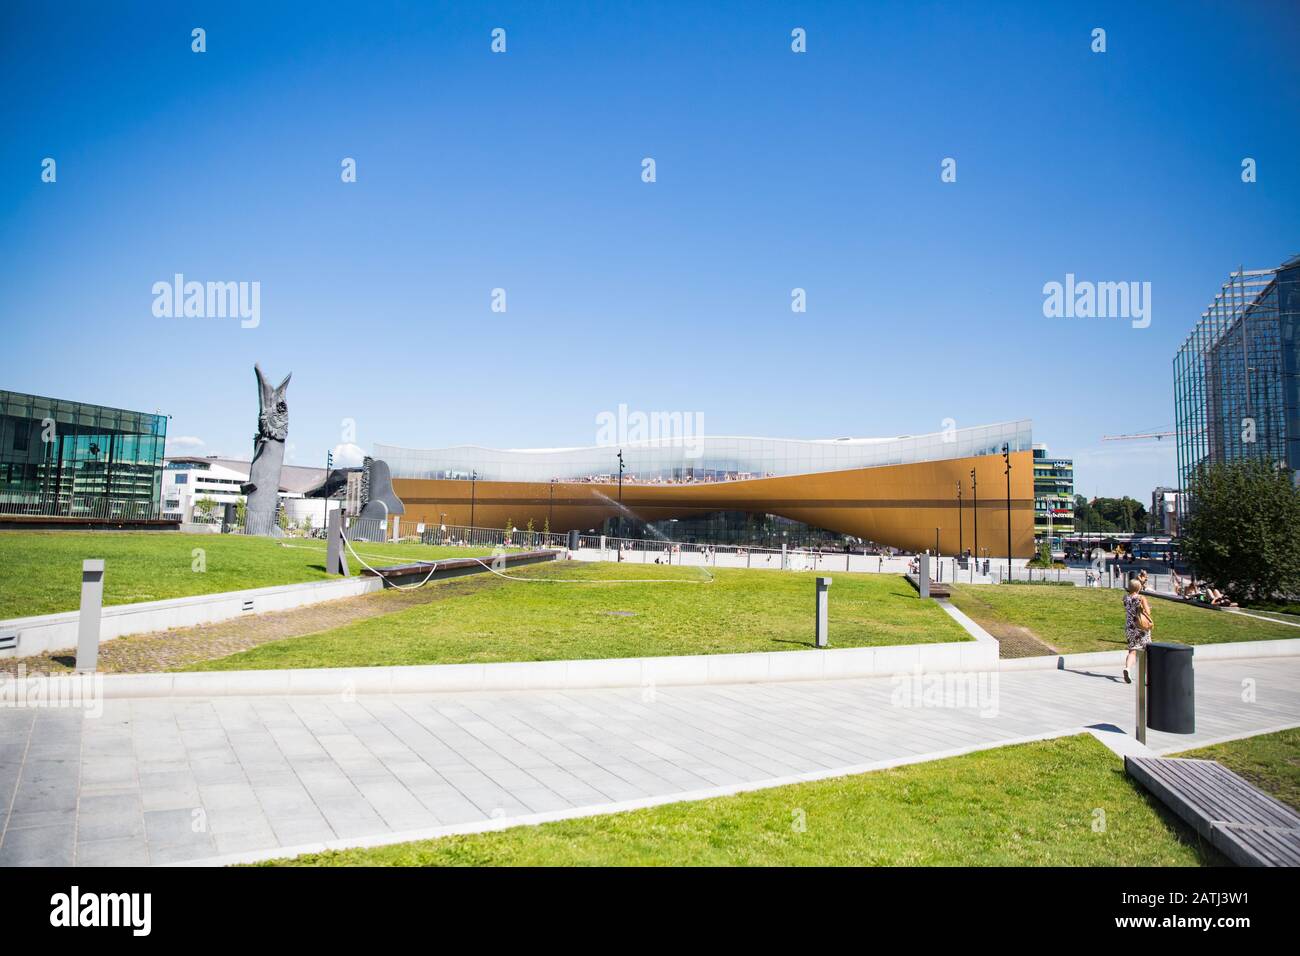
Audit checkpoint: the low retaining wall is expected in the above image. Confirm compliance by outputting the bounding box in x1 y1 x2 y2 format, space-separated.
0 577 384 659
364 549 558 585
5 638 997 699
997 637 1300 671
0 549 560 661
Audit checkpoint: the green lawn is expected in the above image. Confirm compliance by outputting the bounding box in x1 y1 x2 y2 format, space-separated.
949 583 1299 655
186 562 969 670
1174 727 1300 811
0 531 491 618
261 734 1215 866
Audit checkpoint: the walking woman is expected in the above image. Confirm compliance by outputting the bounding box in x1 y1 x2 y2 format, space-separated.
1123 576 1154 684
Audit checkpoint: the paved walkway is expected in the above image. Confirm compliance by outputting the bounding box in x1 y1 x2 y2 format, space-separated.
2 656 1298 866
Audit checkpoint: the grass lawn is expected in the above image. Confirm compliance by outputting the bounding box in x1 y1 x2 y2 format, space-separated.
1244 600 1300 619
1174 727 1300 811
260 734 1215 866
949 583 1299 656
0 531 491 618
186 562 969 670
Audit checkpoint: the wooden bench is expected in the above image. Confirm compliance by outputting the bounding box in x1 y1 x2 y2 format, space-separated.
1125 755 1300 866
903 573 951 599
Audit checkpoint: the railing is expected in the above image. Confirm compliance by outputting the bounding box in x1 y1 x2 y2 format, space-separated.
0 493 165 521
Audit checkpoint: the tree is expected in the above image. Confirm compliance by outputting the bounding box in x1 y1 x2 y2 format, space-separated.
1181 459 1300 602
1074 495 1148 533
195 496 217 519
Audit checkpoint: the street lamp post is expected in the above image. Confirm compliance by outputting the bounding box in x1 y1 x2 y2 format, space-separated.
956 479 963 557
548 479 555 532
470 470 477 530
970 467 979 566
1002 444 1012 579
617 450 625 543
324 449 334 533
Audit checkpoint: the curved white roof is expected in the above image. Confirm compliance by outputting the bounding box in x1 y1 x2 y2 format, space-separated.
376 420 1033 483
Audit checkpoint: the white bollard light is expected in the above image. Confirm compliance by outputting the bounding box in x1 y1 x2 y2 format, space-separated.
75 559 105 674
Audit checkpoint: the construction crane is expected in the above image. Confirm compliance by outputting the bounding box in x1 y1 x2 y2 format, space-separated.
1102 430 1175 441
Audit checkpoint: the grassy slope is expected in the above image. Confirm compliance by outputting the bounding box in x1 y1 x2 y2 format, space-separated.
187 562 969 670
1174 727 1300 811
949 583 1298 655
0 531 488 617
263 734 1214 866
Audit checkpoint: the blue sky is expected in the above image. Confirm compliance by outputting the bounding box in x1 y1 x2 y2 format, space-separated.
2 1 1297 499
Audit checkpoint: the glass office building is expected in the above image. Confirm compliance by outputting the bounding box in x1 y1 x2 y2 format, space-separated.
1174 256 1300 494
0 389 168 518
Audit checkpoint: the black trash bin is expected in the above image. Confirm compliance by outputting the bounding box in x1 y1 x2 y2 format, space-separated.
1146 642 1195 734
567 529 580 550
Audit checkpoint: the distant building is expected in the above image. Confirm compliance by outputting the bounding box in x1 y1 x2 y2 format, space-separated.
1032 444 1074 550
1150 486 1182 536
1174 255 1300 497
0 389 167 521
162 456 333 526
375 420 1040 555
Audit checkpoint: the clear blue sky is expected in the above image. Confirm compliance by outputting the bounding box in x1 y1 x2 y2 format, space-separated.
2 1 1298 500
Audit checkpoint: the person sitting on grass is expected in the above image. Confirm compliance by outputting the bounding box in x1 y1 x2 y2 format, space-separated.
1123 577 1154 685
1203 586 1237 608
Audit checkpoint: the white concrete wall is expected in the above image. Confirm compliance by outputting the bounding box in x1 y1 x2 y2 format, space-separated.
8 638 998 699
0 577 384 659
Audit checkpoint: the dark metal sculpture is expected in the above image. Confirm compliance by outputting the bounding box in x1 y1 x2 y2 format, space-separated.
242 364 291 536
352 458 405 542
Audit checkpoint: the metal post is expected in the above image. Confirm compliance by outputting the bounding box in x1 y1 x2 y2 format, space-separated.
75 559 105 674
815 577 832 647
1003 443 1012 578
326 509 350 577
1135 647 1148 744
918 553 931 598
956 480 963 557
970 468 979 564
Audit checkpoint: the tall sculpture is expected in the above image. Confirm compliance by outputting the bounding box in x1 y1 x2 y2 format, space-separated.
242 364 291 536
352 458 406 542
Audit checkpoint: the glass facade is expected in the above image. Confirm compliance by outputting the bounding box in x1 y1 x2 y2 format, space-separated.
627 511 862 549
378 420 1034 484
1174 257 1300 494
0 389 167 517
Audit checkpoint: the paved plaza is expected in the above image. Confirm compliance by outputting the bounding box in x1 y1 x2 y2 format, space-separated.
1 656 1298 866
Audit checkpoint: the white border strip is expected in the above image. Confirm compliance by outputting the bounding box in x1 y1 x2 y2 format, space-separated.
169 726 1085 867
7 638 995 699
0 576 384 658
998 637 1300 671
